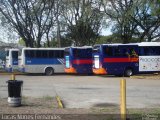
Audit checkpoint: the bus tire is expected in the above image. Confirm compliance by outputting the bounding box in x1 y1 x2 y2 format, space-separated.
45 67 54 76
124 68 133 77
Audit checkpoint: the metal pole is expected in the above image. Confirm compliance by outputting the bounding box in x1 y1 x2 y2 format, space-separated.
11 74 15 80
120 79 126 120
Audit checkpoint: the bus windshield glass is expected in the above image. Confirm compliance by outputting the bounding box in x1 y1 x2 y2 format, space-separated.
12 51 18 59
93 45 100 54
73 48 92 58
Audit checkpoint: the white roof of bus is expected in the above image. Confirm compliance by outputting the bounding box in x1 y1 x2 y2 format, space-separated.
22 48 65 50
137 42 160 46
67 46 92 49
101 42 160 46
5 48 19 51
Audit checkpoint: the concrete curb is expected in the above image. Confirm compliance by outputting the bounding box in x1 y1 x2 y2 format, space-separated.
56 96 64 108
0 72 26 75
130 76 145 79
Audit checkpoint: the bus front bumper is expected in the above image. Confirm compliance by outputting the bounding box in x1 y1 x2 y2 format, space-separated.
93 68 107 75
64 67 77 73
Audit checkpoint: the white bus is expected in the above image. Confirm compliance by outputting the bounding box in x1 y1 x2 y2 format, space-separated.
5 49 19 72
18 48 65 75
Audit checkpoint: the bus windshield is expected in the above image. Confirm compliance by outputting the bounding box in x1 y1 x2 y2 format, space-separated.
64 48 70 56
93 45 100 54
12 51 18 59
73 48 92 59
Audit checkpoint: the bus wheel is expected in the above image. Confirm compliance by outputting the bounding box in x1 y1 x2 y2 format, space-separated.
45 67 54 76
124 68 133 77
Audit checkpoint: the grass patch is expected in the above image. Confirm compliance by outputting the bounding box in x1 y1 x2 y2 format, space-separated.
43 95 53 100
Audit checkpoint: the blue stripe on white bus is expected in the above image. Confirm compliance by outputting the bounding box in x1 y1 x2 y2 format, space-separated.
25 58 64 65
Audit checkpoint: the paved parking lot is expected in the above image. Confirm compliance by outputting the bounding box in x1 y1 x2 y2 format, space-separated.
0 74 160 108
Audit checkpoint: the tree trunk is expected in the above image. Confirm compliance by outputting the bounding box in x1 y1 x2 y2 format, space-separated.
57 16 61 47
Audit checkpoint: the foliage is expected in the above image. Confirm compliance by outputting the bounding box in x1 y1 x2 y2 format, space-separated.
130 0 160 41
0 0 160 47
61 0 104 46
102 0 160 42
96 35 140 44
18 38 26 46
0 0 57 47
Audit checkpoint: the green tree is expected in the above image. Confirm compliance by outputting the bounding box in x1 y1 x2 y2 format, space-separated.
0 0 57 47
61 0 104 46
130 0 160 41
103 0 138 43
18 38 25 46
102 0 160 42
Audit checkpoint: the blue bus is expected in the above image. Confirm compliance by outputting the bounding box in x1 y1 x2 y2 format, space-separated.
64 47 93 74
5 49 19 72
92 42 160 76
18 48 65 75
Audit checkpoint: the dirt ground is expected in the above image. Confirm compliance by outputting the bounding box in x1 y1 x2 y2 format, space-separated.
0 97 160 120
0 96 58 114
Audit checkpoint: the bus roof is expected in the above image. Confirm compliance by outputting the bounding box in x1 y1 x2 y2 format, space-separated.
5 48 19 51
66 46 92 49
138 42 160 46
22 48 65 50
98 42 160 47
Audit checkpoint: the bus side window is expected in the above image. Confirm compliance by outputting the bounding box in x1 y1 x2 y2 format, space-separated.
41 50 48 58
158 47 160 55
60 50 64 58
122 48 129 57
56 50 63 58
25 51 31 58
73 49 78 58
49 50 54 58
30 51 35 58
151 47 160 55
36 50 42 58
129 48 138 57
86 49 92 58
114 48 121 57
143 47 154 56
107 47 113 56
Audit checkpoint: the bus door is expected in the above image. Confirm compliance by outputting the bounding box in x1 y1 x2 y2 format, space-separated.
12 51 18 66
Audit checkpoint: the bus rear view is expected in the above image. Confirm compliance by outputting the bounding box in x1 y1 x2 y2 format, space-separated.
5 49 19 72
64 47 93 74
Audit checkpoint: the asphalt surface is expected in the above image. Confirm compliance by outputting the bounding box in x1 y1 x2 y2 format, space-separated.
0 74 160 108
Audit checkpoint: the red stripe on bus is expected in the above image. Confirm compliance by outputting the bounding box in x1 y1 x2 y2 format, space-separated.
73 59 92 64
103 58 138 63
